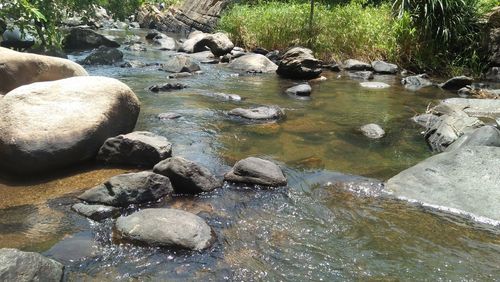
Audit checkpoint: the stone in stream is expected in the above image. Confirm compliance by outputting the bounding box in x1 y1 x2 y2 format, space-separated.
115 208 215 250
411 114 440 129
343 59 372 71
286 83 312 96
360 82 390 89
97 131 172 167
485 66 500 81
78 171 173 207
179 31 207 53
0 248 64 282
0 47 88 94
439 75 473 90
277 47 322 79
252 47 269 55
120 60 146 68
401 74 433 90
0 76 140 175
348 71 374 80
149 83 188 92
80 46 123 65
160 55 201 73
152 35 178 50
63 27 120 50
158 112 182 120
168 72 193 79
203 92 242 101
227 54 278 73
228 106 285 120
445 125 500 151
125 43 147 52
438 98 500 119
360 123 385 139
371 60 398 74
193 32 234 56
71 203 120 221
224 157 287 186
153 156 221 194
386 146 500 222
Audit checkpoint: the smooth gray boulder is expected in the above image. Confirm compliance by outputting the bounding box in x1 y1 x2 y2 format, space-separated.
179 31 207 53
97 131 172 167
80 46 123 65
115 208 214 250
286 83 312 96
276 47 322 79
360 82 390 89
343 59 372 71
0 76 140 175
439 76 473 90
153 156 220 194
228 54 278 73
193 32 234 56
445 125 500 151
224 157 287 186
229 106 285 120
386 146 500 222
72 203 120 221
78 171 173 207
439 98 500 119
360 123 385 139
0 248 64 282
411 114 440 129
63 27 120 50
401 74 433 90
371 61 398 74
160 55 200 73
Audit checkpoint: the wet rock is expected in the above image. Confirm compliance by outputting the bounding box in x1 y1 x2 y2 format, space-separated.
125 43 147 52
439 98 500 119
457 86 472 97
285 83 312 96
63 27 120 50
158 112 182 120
120 60 146 68
224 157 287 186
203 92 242 101
230 50 246 59
153 35 178 50
80 46 123 65
386 146 500 221
445 125 500 151
228 54 278 73
146 30 161 40
343 59 372 71
149 83 188 92
252 47 269 55
326 63 341 72
193 32 234 56
153 156 220 194
0 47 87 94
115 208 214 250
71 203 120 221
78 171 173 207
348 71 374 80
229 106 285 120
439 76 473 91
220 54 231 63
167 72 193 79
371 61 398 74
160 55 200 73
0 76 140 175
266 50 280 63
277 47 322 79
411 114 440 129
401 74 433 90
360 82 390 89
179 31 207 53
360 123 385 139
0 248 64 282
97 131 172 167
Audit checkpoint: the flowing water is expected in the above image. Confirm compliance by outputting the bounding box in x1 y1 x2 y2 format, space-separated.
0 29 499 280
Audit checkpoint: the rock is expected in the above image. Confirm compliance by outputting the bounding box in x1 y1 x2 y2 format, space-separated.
266 50 280 63
149 83 188 92
439 98 500 119
276 47 322 79
115 208 214 250
230 50 246 58
360 123 385 139
457 86 472 97
343 59 372 71
0 47 88 94
445 125 500 151
193 32 234 56
153 156 220 194
326 63 341 72
371 60 398 74
439 76 473 90
0 76 140 175
146 30 161 40
229 106 285 120
360 82 390 89
72 203 120 221
202 92 242 101
167 72 193 79
78 171 173 207
179 31 207 53
97 131 172 167
63 27 120 50
386 146 500 221
401 74 433 90
348 71 374 80
488 28 500 66
411 114 440 129
285 83 312 96
0 248 64 282
160 55 200 73
224 157 287 186
158 112 182 120
227 54 278 73
125 43 147 52
252 47 269 55
130 22 141 29
485 67 500 81
120 60 146 68
80 46 123 65
1 27 35 49
153 35 178 50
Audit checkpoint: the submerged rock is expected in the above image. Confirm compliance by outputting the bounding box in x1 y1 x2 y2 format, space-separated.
202 92 242 101
343 59 372 71
78 171 173 207
160 55 200 73
439 76 473 90
445 125 500 151
401 74 433 90
277 47 322 79
228 54 278 73
224 157 287 186
72 203 120 221
348 71 374 80
0 76 140 175
360 123 385 139
371 60 398 74
285 83 312 96
229 106 285 120
158 112 182 120
153 156 221 194
115 208 214 250
149 83 188 92
193 32 234 56
360 82 390 89
63 27 120 50
81 46 123 65
0 248 64 282
386 146 500 221
125 43 147 52
97 131 172 167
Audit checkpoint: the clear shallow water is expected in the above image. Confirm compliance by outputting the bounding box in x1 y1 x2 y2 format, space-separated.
0 29 499 280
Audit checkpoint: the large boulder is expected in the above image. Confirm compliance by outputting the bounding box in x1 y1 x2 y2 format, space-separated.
160 55 201 73
386 146 500 221
0 47 88 94
229 106 285 121
224 157 287 186
152 34 178 50
193 32 234 56
115 208 215 250
445 125 500 151
0 248 64 282
153 156 220 194
371 60 398 74
227 54 278 73
63 27 120 50
78 171 173 207
0 76 140 175
97 131 172 167
439 98 500 119
80 46 123 65
276 47 322 79
439 76 473 90
179 31 207 53
343 59 372 71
